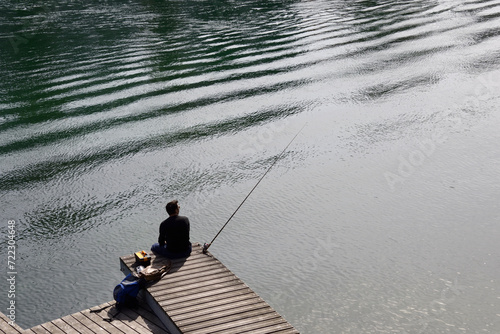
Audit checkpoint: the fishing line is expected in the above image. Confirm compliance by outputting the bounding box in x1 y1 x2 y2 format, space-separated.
203 123 307 254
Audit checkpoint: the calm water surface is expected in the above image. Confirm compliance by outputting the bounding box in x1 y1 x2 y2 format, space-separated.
1 0 499 332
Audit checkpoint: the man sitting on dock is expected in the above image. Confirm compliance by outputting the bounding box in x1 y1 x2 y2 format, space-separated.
151 200 192 259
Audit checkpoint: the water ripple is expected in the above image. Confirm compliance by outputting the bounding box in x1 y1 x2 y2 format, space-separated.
2 0 500 186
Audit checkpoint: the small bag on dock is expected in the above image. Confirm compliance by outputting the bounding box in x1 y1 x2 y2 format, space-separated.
90 272 146 322
138 264 170 281
113 273 145 306
90 260 170 322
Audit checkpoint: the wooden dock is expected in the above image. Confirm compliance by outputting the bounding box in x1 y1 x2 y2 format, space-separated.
0 311 23 334
120 243 299 334
0 243 298 333
1 294 168 334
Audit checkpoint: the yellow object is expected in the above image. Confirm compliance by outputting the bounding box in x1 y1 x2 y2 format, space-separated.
134 250 151 263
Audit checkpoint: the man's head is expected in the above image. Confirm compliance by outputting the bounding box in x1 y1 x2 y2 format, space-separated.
166 200 179 216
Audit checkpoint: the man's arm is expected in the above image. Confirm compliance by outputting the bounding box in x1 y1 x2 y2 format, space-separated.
158 222 166 245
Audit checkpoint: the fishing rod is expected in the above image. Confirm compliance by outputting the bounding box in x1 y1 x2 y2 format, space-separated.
203 124 306 254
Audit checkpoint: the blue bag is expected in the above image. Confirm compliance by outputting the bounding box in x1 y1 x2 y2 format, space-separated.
113 273 146 307
90 273 146 322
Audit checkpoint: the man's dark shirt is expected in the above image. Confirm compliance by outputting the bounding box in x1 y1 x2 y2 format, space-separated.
158 215 191 253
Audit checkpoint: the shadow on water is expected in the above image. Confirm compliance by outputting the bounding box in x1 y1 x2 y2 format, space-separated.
3 0 499 193
0 104 304 192
0 73 309 154
0 0 308 246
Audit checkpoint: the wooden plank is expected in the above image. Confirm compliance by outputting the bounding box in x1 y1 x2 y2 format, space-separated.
40 321 66 334
81 307 126 333
89 301 162 334
121 251 232 282
152 261 226 282
183 310 282 334
120 243 299 334
173 300 270 327
21 293 170 334
255 327 300 334
0 312 23 334
217 318 291 334
50 318 81 334
148 267 233 292
128 297 170 332
28 325 51 334
111 306 168 334
169 294 262 319
239 322 300 334
148 266 232 295
158 282 250 306
152 275 241 298
70 311 109 333
58 314 95 334
163 288 255 313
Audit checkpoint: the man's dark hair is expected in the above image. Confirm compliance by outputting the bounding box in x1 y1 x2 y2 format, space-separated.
166 200 179 215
